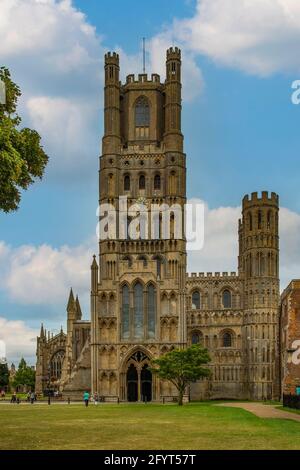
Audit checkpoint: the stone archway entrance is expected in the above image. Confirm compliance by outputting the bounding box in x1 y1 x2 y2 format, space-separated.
124 351 152 402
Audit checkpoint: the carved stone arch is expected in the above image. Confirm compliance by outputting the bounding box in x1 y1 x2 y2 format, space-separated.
220 287 233 309
108 371 117 395
190 329 204 346
219 328 235 348
121 345 152 369
161 291 169 316
170 291 177 315
100 371 108 380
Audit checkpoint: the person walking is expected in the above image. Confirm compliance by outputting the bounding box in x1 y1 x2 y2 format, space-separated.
30 391 35 404
83 391 89 407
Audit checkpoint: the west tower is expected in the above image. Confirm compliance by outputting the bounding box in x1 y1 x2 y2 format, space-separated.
91 48 187 401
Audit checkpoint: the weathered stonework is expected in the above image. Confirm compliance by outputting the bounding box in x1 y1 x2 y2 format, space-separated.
36 48 283 401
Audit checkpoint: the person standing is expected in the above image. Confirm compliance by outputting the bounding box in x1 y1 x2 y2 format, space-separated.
11 392 17 404
30 391 35 404
83 391 89 407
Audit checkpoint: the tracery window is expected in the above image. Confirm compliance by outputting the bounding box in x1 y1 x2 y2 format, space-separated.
192 291 201 310
50 350 65 380
135 97 150 127
222 290 232 309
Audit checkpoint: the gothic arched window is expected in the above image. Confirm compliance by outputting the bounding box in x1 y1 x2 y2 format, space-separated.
154 174 161 190
153 255 163 278
191 332 203 345
122 285 130 339
192 291 201 310
267 210 272 229
248 212 253 231
222 332 233 348
147 284 156 339
139 174 146 190
222 290 232 309
135 96 150 127
134 282 144 339
258 210 262 229
124 174 130 191
50 350 65 380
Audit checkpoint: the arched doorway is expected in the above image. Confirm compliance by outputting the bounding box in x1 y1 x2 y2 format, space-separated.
124 351 152 402
127 364 138 402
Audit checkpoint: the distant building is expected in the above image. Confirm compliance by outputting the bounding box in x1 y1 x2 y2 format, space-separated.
280 280 300 396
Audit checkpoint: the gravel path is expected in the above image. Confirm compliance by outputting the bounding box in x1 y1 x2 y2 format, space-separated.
217 402 300 422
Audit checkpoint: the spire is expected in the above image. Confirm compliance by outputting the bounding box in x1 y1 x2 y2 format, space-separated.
67 288 76 313
91 255 98 270
91 255 99 295
76 295 82 320
40 323 45 339
60 325 64 334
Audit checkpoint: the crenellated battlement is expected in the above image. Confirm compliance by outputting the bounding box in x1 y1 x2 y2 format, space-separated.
104 51 119 64
125 73 161 85
243 191 279 208
186 271 237 280
166 47 181 59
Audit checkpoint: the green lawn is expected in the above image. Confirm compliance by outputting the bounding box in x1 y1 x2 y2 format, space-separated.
0 402 300 450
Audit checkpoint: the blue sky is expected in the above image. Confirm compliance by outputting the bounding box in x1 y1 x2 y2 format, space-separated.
1 0 300 363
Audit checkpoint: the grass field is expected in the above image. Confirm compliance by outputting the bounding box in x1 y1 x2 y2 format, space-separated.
0 402 300 450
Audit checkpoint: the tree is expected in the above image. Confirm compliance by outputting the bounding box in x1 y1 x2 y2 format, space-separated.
12 358 35 391
0 362 9 389
151 345 211 406
0 67 48 212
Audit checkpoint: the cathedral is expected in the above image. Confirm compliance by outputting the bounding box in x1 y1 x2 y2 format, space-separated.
36 48 281 402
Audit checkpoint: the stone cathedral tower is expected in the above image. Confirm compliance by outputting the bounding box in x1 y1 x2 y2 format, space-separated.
91 48 187 401
239 192 280 400
36 47 283 403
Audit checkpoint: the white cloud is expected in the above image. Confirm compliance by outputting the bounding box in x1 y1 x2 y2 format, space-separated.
26 96 98 177
0 0 98 61
0 238 96 306
188 200 240 274
165 0 300 76
0 317 38 364
0 0 103 180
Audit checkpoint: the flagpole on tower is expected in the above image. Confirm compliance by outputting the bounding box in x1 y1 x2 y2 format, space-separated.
143 37 146 73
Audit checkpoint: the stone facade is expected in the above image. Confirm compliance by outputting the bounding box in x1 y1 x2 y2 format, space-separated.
36 48 283 401
280 280 300 396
